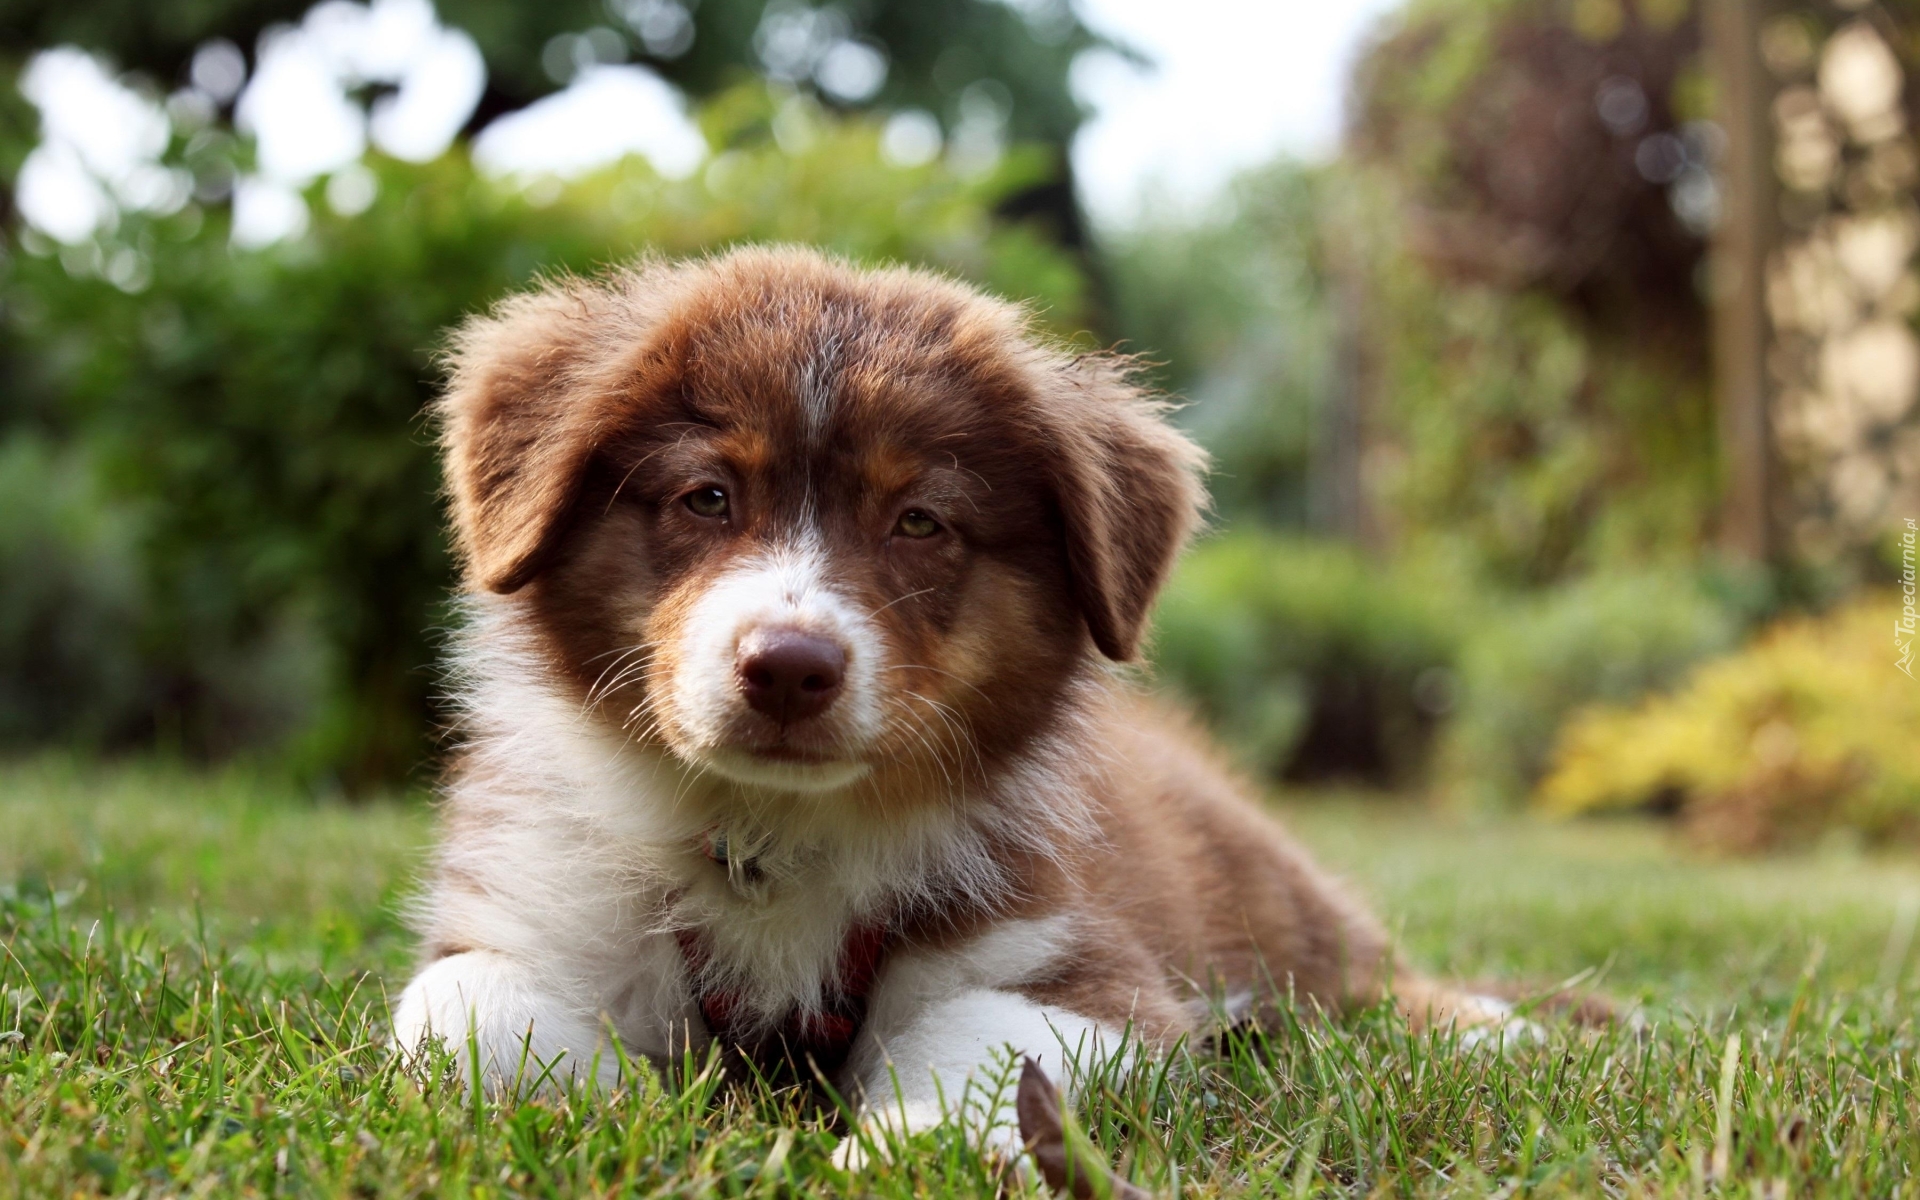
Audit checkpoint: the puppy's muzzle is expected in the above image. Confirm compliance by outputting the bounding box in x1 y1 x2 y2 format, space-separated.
735 627 846 725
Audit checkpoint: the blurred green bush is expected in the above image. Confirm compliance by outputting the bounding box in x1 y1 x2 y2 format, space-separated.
1539 596 1920 852
0 84 1084 785
1150 536 1751 804
1361 267 1722 588
0 435 151 746
1436 569 1742 811
1151 531 1460 785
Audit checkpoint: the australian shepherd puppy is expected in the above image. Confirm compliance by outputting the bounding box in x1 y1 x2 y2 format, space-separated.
393 246 1506 1161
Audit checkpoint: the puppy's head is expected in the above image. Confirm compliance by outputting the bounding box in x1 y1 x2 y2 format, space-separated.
439 248 1205 799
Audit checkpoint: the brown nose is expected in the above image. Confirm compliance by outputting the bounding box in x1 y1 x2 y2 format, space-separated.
736 629 846 724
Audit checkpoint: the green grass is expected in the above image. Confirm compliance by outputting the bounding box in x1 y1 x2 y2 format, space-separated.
2 760 1917 1197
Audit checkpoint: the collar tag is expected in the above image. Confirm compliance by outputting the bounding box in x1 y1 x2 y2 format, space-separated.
703 829 766 891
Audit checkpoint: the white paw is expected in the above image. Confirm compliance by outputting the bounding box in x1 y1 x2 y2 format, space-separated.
829 1132 871 1173
830 1116 1027 1174
390 952 622 1093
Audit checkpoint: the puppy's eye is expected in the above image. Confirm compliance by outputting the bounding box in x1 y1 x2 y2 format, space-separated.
894 509 941 539
684 487 729 518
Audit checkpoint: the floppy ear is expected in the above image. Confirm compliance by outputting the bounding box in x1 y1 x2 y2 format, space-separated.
437 281 628 594
1040 355 1209 661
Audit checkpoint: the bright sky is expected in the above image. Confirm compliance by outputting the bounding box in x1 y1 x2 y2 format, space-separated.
15 0 1404 247
1070 0 1404 226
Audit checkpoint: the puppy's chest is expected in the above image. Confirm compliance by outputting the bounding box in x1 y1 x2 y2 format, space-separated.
673 830 884 973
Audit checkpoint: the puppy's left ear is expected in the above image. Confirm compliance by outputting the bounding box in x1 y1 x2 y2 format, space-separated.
1039 355 1209 662
437 281 625 594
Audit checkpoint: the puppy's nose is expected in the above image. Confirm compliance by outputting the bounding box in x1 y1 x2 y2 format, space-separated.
736 629 846 724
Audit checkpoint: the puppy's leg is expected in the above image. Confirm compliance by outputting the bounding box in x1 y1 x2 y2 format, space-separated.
832 987 1117 1170
391 950 626 1092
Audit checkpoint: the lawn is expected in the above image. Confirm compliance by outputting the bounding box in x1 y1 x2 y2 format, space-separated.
2 758 1916 1197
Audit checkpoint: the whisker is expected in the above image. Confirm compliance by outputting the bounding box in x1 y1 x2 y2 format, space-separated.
669 753 709 811
594 657 655 705
584 644 655 712
580 644 647 667
604 428 701 513
905 689 986 787
868 588 937 619
888 696 956 793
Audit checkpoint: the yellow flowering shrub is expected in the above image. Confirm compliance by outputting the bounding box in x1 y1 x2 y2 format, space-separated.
1536 597 1920 852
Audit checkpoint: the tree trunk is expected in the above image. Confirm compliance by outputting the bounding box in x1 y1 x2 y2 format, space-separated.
1704 0 1780 563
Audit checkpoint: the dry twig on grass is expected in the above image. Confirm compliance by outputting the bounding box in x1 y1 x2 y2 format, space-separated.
1015 1057 1153 1200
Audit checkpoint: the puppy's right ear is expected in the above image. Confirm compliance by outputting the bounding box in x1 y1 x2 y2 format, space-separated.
437 283 621 594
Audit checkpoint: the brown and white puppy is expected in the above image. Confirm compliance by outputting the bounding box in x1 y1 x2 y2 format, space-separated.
393 246 1506 1159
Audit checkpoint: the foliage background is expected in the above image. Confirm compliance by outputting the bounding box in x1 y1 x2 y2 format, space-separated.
2 0 1917 848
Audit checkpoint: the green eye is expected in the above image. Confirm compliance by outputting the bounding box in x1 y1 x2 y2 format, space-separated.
894 509 941 539
685 487 729 518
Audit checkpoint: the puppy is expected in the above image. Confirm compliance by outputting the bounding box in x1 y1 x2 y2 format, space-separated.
393 246 1505 1159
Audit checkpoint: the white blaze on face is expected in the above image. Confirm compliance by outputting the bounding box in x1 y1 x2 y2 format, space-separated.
668 537 885 792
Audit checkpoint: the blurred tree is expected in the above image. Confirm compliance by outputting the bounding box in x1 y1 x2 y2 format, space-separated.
1350 0 1709 362
1347 0 1920 583
0 0 1101 132
0 0 1114 247
1336 0 1725 586
0 85 1085 785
